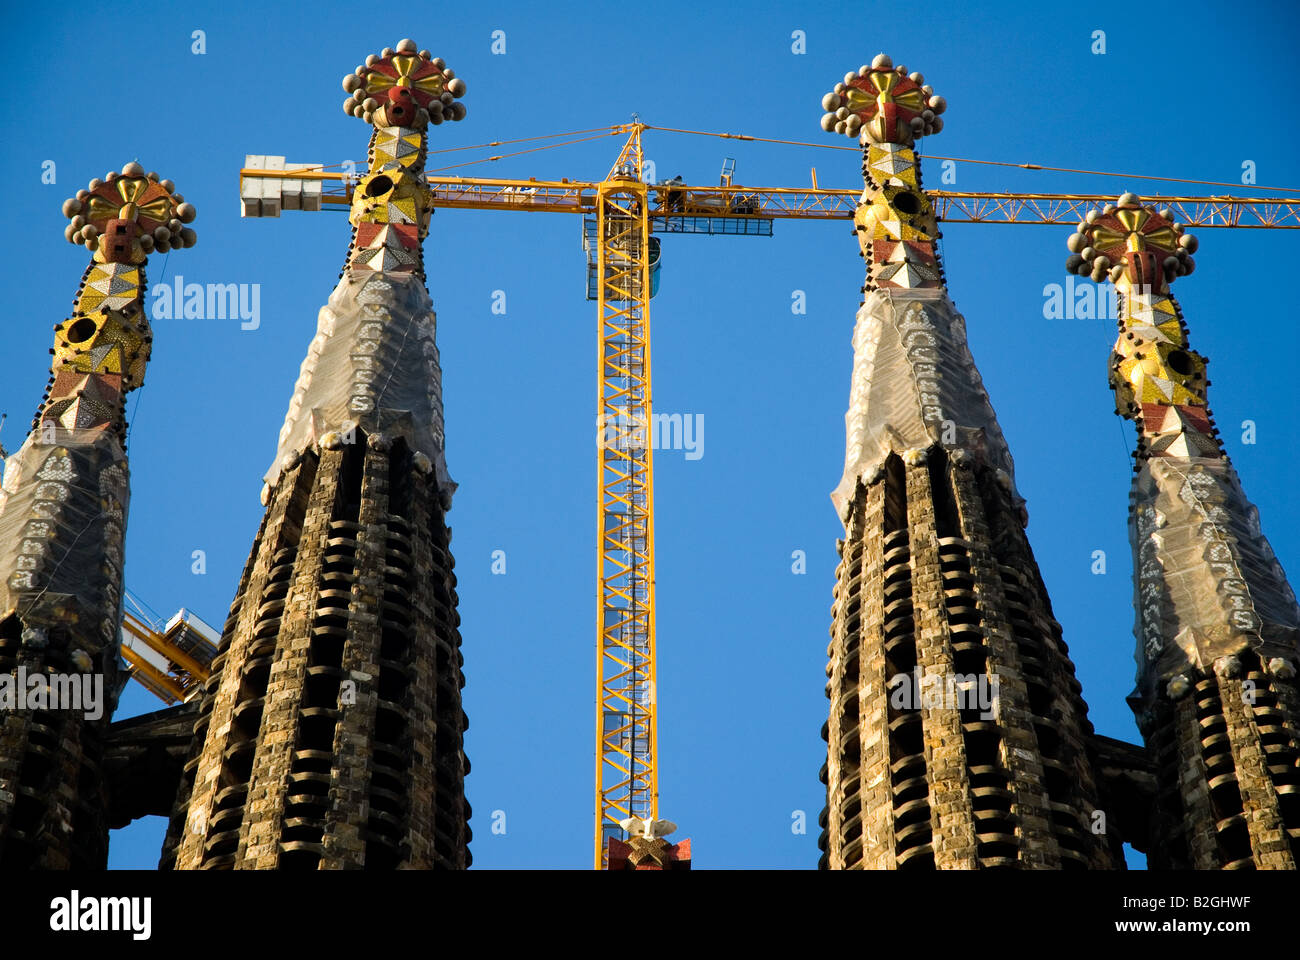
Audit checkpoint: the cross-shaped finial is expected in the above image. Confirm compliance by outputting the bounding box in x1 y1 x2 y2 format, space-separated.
341 39 466 129
819 54 946 145
1067 193 1199 289
61 162 197 264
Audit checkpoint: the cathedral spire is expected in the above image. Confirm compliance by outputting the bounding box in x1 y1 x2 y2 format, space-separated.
164 40 472 870
818 56 1019 520
818 56 1119 870
0 163 196 868
266 40 466 500
1069 197 1300 868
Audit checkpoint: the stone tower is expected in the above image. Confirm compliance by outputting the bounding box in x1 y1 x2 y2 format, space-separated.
0 164 196 867
1069 197 1300 869
162 39 471 869
815 56 1119 869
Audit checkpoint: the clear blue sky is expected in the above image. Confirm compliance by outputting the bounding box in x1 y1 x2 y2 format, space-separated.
2 0 1297 869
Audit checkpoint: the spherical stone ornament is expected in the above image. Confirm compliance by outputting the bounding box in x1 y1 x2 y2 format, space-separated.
1213 655 1241 678
1268 657 1296 679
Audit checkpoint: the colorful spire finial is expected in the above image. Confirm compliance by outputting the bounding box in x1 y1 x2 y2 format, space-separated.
1067 195 1209 449
61 162 197 263
341 39 466 129
819 54 946 144
334 41 465 279
39 165 197 439
1066 193 1198 291
817 58 945 293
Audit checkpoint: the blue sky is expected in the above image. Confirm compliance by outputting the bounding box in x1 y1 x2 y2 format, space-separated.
2 0 1297 869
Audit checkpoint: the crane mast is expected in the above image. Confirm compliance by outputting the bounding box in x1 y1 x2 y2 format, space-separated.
593 126 659 868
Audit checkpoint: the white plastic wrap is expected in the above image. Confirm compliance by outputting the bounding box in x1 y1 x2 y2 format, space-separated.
832 287 1020 521
266 271 454 499
1130 456 1300 695
0 429 128 665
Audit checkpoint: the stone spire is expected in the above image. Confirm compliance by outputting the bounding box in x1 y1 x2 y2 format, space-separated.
0 163 196 867
817 55 1119 869
1069 197 1300 868
163 39 472 870
266 40 465 499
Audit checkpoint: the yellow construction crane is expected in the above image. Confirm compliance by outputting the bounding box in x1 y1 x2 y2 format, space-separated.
119 591 217 705
237 121 1300 868
590 128 660 867
238 124 1300 228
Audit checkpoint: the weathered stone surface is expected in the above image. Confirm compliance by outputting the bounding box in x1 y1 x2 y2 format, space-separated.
163 436 469 869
